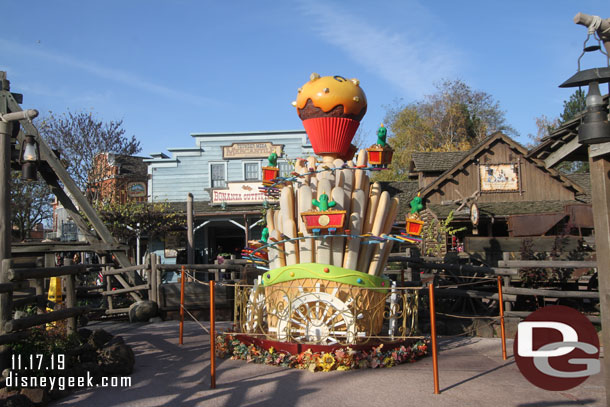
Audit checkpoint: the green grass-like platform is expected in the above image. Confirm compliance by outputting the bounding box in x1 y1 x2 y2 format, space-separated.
261 263 391 291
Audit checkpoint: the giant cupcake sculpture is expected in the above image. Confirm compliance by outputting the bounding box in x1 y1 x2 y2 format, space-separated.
244 74 400 346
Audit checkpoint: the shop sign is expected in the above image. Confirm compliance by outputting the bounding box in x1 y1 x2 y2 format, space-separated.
211 182 277 205
127 182 147 197
222 142 283 159
480 163 519 192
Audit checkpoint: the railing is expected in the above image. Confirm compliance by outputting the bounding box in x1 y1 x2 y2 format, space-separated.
0 259 106 345
233 281 420 345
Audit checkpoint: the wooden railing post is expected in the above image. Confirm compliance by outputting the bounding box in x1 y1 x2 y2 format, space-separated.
502 252 512 311
150 254 158 305
64 273 76 335
155 255 162 305
497 276 507 360
179 266 185 345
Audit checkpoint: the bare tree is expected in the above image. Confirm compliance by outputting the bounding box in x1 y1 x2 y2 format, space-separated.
38 110 141 196
10 172 52 240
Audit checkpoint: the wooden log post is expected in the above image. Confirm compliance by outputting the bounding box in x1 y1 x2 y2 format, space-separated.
106 267 113 313
501 252 512 312
588 150 610 405
153 254 162 305
64 273 76 335
151 254 158 305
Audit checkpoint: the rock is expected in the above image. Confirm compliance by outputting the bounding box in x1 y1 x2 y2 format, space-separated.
12 311 28 320
78 314 89 327
88 329 113 349
77 328 92 342
0 388 19 400
76 343 97 364
471 319 494 338
1 394 34 407
98 340 135 376
19 388 48 406
128 301 158 323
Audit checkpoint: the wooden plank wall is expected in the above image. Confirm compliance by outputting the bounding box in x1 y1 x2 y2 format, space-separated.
426 140 576 204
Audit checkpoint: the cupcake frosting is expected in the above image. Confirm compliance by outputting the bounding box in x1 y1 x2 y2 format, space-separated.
295 73 367 117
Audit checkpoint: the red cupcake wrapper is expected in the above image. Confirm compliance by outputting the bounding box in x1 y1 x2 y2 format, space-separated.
302 117 360 156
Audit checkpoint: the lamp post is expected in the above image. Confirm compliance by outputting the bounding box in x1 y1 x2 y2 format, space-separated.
19 134 40 181
0 108 38 372
565 13 610 405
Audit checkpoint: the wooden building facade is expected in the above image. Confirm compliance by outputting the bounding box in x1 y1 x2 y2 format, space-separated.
146 130 312 265
408 132 593 253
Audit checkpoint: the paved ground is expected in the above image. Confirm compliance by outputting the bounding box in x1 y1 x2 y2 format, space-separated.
50 320 606 407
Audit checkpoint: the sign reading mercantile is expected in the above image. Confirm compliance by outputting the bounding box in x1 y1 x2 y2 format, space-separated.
211 182 279 205
222 142 283 159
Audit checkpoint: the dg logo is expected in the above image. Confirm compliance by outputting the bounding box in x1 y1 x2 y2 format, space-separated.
514 305 600 391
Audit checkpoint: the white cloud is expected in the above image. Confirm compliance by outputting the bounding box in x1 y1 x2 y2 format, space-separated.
0 38 220 107
297 1 461 97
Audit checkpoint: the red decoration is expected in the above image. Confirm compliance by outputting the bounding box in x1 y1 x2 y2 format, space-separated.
405 218 424 237
302 117 360 156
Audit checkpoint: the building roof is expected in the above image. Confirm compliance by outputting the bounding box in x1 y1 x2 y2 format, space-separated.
410 151 468 172
109 154 148 177
565 173 592 203
419 132 585 198
527 94 609 167
379 181 420 218
428 200 586 219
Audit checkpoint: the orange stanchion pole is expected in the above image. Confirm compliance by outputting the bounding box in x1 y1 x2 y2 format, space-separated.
179 265 185 345
429 284 440 395
497 276 507 360
210 279 216 389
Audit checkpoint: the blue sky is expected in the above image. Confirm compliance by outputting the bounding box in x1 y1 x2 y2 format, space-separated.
1 1 608 156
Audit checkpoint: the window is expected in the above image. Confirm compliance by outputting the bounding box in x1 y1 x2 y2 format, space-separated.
279 160 293 178
244 161 261 181
210 163 226 188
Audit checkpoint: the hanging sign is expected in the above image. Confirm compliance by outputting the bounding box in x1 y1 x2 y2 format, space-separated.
222 142 283 159
480 164 519 192
127 182 147 198
211 182 278 205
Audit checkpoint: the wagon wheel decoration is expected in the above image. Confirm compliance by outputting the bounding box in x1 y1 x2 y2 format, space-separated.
436 261 497 316
275 285 361 345
245 284 267 333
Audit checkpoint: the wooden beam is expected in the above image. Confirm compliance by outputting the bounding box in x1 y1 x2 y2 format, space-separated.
590 142 610 159
464 236 582 253
101 284 149 296
4 307 88 333
506 310 600 324
544 136 583 168
503 286 598 299
588 152 610 403
6 96 134 271
11 242 129 254
498 260 597 269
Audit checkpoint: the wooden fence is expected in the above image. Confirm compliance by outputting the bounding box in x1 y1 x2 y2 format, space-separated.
384 252 599 322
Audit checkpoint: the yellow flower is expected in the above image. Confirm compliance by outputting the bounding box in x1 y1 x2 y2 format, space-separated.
319 353 336 372
268 347 275 354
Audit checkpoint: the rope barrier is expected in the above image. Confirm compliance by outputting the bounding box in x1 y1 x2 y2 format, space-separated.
180 304 210 334
435 312 500 320
435 279 497 289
